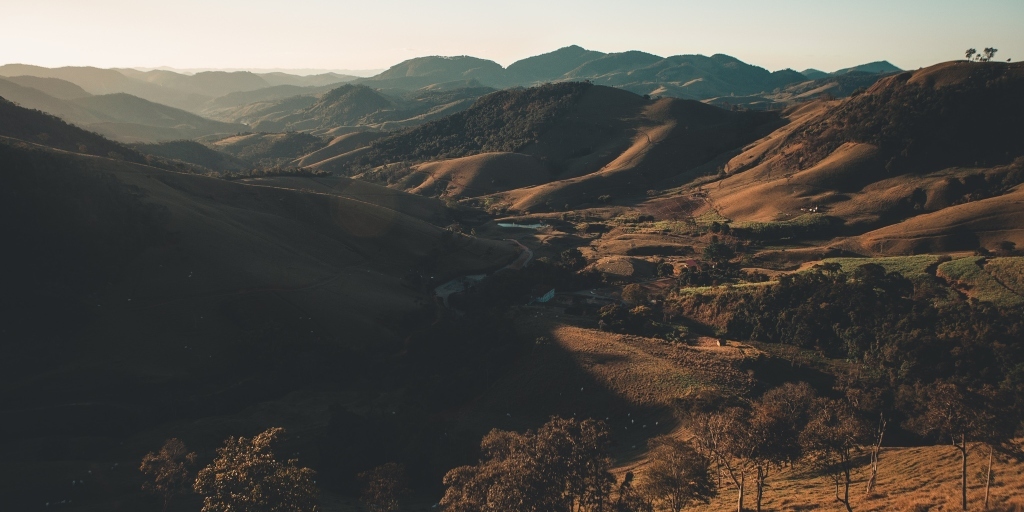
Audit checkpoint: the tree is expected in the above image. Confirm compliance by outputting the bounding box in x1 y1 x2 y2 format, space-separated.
966 48 977 61
440 416 614 512
983 48 998 62
702 237 735 268
561 248 588 271
905 381 994 511
613 472 653 512
359 463 410 512
640 437 716 512
690 409 754 512
140 438 197 512
622 284 649 305
747 383 815 511
193 427 319 512
800 398 867 512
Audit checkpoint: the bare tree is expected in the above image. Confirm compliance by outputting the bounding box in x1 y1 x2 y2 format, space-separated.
140 438 197 512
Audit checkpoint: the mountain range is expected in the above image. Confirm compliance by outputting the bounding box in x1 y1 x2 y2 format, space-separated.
3 55 1024 511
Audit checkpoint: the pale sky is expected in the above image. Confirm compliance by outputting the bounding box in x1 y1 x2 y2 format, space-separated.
1 0 1021 73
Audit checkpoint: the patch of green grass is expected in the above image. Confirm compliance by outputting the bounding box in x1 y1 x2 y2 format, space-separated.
693 210 730 226
731 213 836 240
984 257 1024 295
937 257 1024 308
818 254 942 281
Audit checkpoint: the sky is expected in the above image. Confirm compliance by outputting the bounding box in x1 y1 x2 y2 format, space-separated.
1 0 1022 73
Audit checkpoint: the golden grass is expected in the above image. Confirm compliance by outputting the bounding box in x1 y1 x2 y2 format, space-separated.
682 444 1024 512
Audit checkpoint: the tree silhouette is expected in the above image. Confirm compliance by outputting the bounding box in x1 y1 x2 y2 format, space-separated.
966 48 977 61
193 427 319 512
139 438 197 512
983 48 998 62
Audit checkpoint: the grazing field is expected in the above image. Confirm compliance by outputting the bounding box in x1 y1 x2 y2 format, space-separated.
818 254 943 281
938 257 1024 307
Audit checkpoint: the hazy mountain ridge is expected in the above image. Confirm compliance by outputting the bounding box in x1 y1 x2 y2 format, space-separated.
354 46 900 101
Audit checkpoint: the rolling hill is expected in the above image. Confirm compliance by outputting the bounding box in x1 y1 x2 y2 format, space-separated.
0 99 520 508
694 61 1024 254
325 82 779 214
506 45 607 83
2 75 91 99
129 140 251 172
69 93 247 142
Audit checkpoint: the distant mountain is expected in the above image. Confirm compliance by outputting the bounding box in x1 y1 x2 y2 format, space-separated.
0 64 209 111
67 93 246 142
801 68 829 80
3 76 91 100
832 60 901 75
0 95 145 162
212 83 494 135
359 56 508 89
256 72 357 87
356 48 810 101
506 45 606 83
563 50 664 79
202 83 340 111
0 77 106 124
117 69 271 97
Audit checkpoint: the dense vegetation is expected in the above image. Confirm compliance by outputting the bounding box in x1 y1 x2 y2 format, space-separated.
352 82 593 168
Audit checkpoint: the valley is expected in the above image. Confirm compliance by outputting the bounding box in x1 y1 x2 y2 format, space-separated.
2 44 1023 512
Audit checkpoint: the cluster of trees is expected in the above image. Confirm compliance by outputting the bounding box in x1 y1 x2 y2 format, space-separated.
140 428 320 512
964 48 999 62
689 382 875 512
723 263 1024 510
440 416 715 512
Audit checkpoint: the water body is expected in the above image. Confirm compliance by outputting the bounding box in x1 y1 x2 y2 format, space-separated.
497 222 548 229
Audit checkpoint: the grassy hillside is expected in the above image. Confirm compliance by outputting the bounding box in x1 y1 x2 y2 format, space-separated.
206 132 328 165
69 93 246 142
130 140 250 172
0 96 146 162
698 62 1024 254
